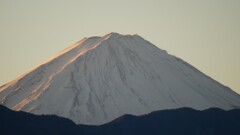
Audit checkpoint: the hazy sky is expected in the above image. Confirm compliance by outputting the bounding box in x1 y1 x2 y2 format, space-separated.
0 0 240 93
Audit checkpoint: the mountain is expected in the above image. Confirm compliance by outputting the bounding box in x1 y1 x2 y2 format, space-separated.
1 105 240 135
0 105 81 135
0 32 240 125
92 108 240 135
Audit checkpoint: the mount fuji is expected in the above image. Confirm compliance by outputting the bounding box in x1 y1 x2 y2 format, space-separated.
0 32 240 125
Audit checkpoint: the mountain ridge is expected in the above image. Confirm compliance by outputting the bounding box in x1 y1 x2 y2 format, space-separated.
1 105 240 135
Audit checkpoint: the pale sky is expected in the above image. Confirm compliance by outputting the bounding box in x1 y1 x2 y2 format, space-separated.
0 0 240 93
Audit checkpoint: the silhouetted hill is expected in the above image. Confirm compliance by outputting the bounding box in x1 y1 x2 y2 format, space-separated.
0 105 82 135
92 108 240 135
1 105 240 135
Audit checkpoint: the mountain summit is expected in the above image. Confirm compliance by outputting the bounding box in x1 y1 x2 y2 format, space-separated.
0 33 240 125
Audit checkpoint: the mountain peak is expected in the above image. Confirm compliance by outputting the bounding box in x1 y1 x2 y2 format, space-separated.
103 32 140 39
105 32 120 37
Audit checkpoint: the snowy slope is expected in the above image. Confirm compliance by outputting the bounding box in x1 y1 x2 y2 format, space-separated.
0 32 240 125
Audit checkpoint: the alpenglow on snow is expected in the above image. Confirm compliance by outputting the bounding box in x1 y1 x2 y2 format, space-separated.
0 33 240 125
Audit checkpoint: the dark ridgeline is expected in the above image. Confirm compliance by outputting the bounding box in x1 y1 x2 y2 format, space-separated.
1 105 240 135
0 105 82 135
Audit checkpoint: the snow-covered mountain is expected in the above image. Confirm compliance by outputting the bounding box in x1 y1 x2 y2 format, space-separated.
0 32 240 125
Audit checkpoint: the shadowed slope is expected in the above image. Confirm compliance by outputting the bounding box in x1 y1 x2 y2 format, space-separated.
1 105 240 135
